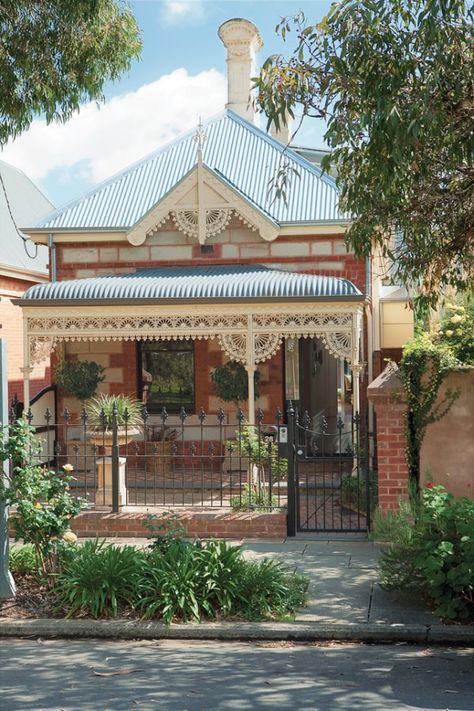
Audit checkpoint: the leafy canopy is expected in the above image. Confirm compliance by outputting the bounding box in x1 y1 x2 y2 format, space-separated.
0 0 141 144
256 0 474 303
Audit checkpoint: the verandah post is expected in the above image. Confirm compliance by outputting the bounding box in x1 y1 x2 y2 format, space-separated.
286 401 297 538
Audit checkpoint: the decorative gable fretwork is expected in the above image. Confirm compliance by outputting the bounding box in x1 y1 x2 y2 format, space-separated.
126 164 279 246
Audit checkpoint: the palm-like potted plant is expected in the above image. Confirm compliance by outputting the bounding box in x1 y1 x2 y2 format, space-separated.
86 393 143 452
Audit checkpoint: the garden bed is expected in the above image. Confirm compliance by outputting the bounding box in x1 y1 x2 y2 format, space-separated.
2 536 309 625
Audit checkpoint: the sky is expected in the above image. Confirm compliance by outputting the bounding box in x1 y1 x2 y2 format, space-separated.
1 0 332 210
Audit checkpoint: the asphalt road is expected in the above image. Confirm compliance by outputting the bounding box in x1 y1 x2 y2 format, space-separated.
0 639 472 710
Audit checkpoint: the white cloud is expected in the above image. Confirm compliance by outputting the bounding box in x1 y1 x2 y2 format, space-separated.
161 0 205 25
1 67 226 186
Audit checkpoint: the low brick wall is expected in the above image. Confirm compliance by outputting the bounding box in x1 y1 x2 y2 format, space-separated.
71 509 287 539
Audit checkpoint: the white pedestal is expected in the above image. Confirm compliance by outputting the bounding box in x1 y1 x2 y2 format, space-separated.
95 456 127 508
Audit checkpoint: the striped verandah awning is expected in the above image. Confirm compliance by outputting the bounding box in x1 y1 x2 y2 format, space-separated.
17 264 365 422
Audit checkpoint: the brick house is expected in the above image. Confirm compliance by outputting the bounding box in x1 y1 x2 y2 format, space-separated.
0 160 53 404
12 19 417 532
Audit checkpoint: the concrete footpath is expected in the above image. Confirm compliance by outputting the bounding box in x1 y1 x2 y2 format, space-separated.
0 538 473 643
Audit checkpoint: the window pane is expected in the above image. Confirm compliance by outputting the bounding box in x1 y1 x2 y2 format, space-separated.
140 341 194 411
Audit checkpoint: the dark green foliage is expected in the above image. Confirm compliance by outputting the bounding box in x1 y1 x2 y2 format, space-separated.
54 538 309 624
232 558 309 620
211 362 260 406
256 0 474 302
341 472 378 515
231 483 279 512
54 539 143 618
144 511 187 553
137 540 244 623
399 334 459 493
8 544 37 577
0 0 141 144
56 359 105 401
376 486 474 621
0 418 85 580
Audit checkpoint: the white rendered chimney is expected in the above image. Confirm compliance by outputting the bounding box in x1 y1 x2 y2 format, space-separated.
218 18 263 124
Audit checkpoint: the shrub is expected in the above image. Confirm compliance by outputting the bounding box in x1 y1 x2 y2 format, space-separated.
137 540 309 624
144 511 187 553
211 361 260 406
231 483 279 511
341 472 378 515
54 539 143 618
229 425 288 481
435 296 474 365
232 558 309 620
137 540 244 623
56 359 105 401
51 538 309 624
9 544 37 577
376 485 474 620
0 418 85 581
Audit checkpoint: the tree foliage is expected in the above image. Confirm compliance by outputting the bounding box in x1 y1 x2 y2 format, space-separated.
0 0 141 144
255 0 474 303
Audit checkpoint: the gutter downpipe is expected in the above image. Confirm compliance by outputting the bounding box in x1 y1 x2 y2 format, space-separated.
47 233 56 282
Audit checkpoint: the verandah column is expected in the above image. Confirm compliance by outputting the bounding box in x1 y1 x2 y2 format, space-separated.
245 314 255 425
22 318 32 409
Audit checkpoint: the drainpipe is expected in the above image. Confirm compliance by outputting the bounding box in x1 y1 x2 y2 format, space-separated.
48 233 56 282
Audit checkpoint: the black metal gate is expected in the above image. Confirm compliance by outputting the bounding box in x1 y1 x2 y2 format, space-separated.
287 406 375 535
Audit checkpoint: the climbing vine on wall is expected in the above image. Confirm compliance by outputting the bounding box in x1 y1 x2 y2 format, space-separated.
398 335 459 498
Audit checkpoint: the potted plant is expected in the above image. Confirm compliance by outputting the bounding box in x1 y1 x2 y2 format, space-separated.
56 359 105 401
211 361 260 409
86 393 143 452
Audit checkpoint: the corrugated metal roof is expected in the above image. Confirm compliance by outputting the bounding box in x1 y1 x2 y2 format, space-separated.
0 160 53 272
33 111 345 231
21 265 362 303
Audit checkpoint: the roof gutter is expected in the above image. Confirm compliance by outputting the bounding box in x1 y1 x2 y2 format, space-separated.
14 294 365 308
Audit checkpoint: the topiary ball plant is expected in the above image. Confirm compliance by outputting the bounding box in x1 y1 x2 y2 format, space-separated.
86 393 143 432
211 361 260 407
56 359 105 401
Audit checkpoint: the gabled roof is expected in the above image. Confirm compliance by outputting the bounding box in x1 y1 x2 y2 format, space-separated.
20 265 362 304
0 160 53 273
33 111 344 232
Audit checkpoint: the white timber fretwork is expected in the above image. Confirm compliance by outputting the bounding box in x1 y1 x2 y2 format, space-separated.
22 302 364 423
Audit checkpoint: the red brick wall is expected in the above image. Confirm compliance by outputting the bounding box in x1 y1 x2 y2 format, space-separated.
53 219 366 422
54 217 367 292
71 509 287 540
367 366 409 511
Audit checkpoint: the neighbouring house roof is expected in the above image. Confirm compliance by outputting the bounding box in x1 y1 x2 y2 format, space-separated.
19 265 363 305
31 111 345 232
0 160 53 274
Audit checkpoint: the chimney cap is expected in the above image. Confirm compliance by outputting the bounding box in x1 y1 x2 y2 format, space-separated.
218 18 264 51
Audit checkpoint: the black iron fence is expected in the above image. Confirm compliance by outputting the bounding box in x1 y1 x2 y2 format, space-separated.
9 401 376 535
13 405 289 513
